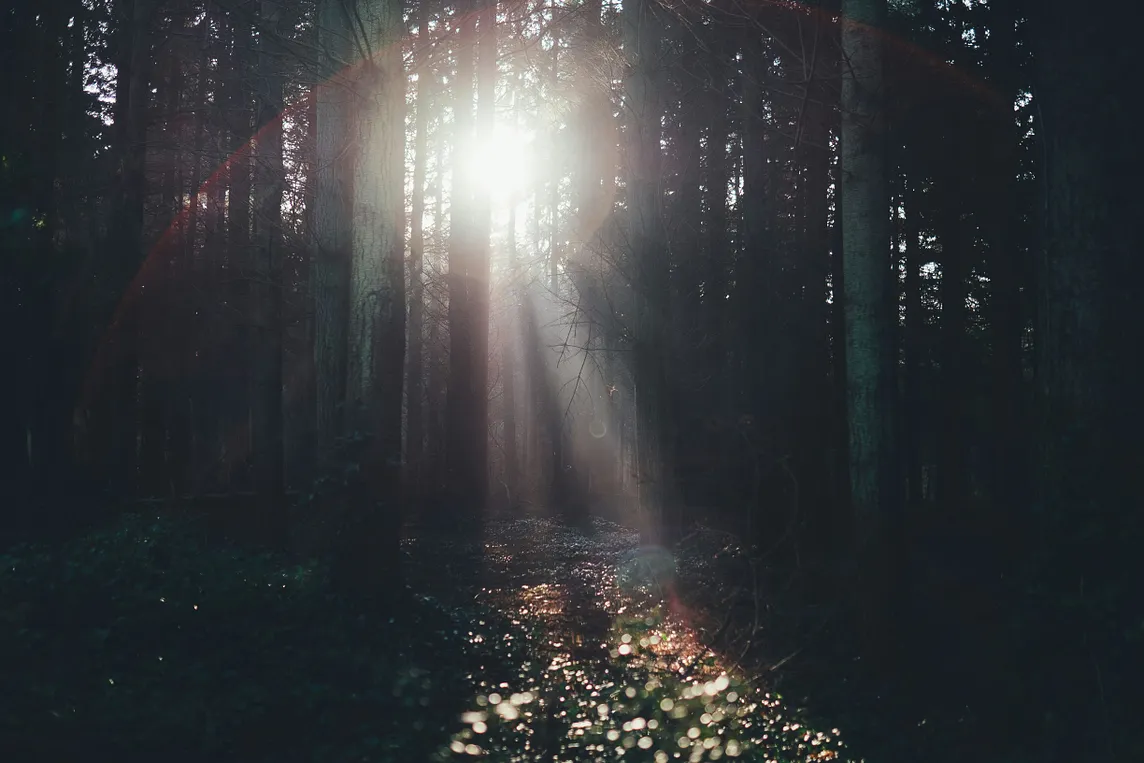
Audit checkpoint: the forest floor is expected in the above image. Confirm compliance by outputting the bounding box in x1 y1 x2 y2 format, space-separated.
408 516 850 762
0 512 851 762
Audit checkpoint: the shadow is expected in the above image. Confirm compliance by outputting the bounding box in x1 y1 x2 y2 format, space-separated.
670 521 1034 763
1 511 492 763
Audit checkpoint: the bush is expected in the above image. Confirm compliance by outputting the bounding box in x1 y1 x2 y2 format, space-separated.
0 514 476 762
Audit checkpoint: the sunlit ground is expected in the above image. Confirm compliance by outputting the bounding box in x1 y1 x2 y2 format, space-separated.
3 512 847 760
432 518 849 762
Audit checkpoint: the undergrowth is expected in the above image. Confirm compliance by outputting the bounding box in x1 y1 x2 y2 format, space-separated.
1 513 852 763
0 514 483 761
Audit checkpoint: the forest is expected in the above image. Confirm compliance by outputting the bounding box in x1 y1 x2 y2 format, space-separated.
1 0 1140 760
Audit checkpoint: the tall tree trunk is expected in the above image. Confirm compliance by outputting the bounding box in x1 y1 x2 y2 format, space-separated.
252 0 286 542
28 2 64 490
670 79 702 516
794 8 835 547
106 0 152 499
444 0 478 514
829 167 849 545
336 0 407 599
294 56 320 489
937 200 968 519
313 0 353 463
227 14 254 491
902 178 923 510
623 0 669 542
503 199 519 505
548 23 561 297
739 27 774 482
502 72 523 506
702 31 731 509
164 44 191 497
425 129 448 493
985 9 1024 546
546 20 565 502
469 0 495 509
183 8 211 492
139 52 182 497
839 0 898 656
405 19 431 502
1029 4 1141 756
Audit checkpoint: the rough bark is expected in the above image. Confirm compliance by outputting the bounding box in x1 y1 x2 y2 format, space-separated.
469 0 495 508
545 21 565 503
443 1 478 512
622 0 670 542
337 0 407 599
404 20 431 500
839 0 898 655
701 30 731 509
902 178 923 509
312 0 353 461
227 14 255 490
937 200 968 518
102 0 151 498
424 131 448 492
251 0 286 542
1029 3 1141 755
794 9 836 538
502 201 519 504
984 7 1024 538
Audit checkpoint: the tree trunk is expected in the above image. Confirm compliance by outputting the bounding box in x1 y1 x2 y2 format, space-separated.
502 76 523 506
313 0 353 463
937 200 968 519
470 0 495 509
444 0 478 515
183 8 211 493
839 0 898 657
251 0 286 543
503 201 519 505
294 56 320 489
623 0 670 542
425 129 448 494
984 8 1024 544
405 17 431 502
91 0 150 500
546 22 565 502
739 27 775 484
902 178 923 510
795 9 836 546
1029 4 1141 756
670 77 702 516
227 14 254 491
336 0 407 600
702 33 731 510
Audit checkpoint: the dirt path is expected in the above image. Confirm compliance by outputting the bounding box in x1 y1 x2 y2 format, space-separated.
420 518 850 762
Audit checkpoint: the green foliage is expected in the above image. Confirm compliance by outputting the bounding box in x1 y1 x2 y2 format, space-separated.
0 514 478 761
0 514 852 762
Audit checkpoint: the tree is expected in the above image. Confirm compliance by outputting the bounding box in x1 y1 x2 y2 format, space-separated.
313 0 354 463
405 5 432 501
839 0 899 654
443 0 487 517
103 0 153 499
1027 1 1142 754
622 0 670 542
251 0 287 542
335 0 408 597
470 0 496 507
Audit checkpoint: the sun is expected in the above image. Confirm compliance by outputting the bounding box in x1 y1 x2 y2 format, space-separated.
465 124 534 206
